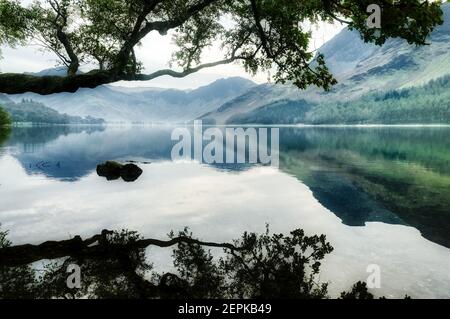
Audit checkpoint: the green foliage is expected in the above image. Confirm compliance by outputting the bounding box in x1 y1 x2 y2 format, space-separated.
339 281 410 299
158 228 226 299
162 226 333 299
0 0 30 56
0 225 38 299
0 226 10 248
218 227 333 298
230 74 450 125
311 75 450 124
345 0 443 45
37 230 154 299
228 99 314 124
340 281 374 299
0 105 11 126
0 106 10 146
0 226 381 299
278 127 450 247
0 0 444 91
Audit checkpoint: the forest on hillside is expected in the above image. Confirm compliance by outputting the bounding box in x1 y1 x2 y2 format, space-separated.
0 97 105 125
228 75 450 125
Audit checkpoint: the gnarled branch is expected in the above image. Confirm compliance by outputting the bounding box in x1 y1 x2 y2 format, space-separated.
0 54 246 94
0 229 247 267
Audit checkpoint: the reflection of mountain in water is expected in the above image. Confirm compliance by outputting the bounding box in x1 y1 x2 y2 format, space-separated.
307 172 404 226
279 127 450 248
2 126 450 248
5 126 173 181
7 125 104 146
5 126 261 181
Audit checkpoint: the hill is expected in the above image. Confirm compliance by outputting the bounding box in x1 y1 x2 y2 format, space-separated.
228 75 450 125
0 94 105 124
202 3 450 125
7 77 256 123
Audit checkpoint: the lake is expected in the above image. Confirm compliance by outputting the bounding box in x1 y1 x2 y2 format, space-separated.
0 125 449 298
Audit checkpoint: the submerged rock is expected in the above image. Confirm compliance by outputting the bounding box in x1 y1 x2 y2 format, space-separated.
97 161 143 182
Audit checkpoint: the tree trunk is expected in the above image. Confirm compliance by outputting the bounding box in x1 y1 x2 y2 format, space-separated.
0 71 115 95
56 28 80 77
67 60 80 77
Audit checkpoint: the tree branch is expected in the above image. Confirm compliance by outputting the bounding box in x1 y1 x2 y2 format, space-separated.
47 0 80 76
114 0 219 74
136 56 238 80
0 71 114 95
0 229 247 267
250 0 274 58
0 55 244 94
143 0 218 36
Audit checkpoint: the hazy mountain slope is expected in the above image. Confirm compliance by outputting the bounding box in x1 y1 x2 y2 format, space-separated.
8 77 256 122
318 3 450 91
25 66 83 77
200 84 297 124
229 75 450 125
0 94 104 124
203 3 450 124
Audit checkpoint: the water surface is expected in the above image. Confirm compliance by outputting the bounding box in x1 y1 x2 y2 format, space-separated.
0 125 449 298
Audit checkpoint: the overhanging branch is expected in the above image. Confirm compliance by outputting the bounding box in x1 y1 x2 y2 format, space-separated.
0 55 244 94
0 229 247 267
114 0 219 72
137 57 238 80
0 71 114 95
143 0 219 36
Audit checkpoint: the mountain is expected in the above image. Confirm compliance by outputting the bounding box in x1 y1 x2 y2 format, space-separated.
202 3 450 124
9 4 450 125
228 76 450 124
25 66 83 77
0 94 105 124
7 77 256 123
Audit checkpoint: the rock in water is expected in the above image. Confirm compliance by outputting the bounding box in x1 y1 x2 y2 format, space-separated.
120 163 143 182
97 161 122 180
96 161 143 182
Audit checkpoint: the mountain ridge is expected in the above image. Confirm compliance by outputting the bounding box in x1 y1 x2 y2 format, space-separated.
7 3 450 124
201 3 450 124
0 94 105 124
8 77 257 123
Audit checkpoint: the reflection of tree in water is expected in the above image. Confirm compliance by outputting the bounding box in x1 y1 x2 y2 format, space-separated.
0 228 38 299
6 125 105 146
0 128 11 148
279 127 450 248
0 226 374 299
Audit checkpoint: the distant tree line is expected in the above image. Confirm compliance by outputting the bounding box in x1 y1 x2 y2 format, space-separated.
229 74 450 125
0 98 105 125
313 75 450 124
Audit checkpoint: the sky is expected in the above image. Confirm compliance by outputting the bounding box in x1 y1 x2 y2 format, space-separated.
0 15 344 90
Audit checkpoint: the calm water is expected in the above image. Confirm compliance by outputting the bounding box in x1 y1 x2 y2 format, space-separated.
0 125 449 298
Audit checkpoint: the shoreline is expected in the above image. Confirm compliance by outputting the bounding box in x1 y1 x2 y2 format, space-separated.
6 122 450 128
